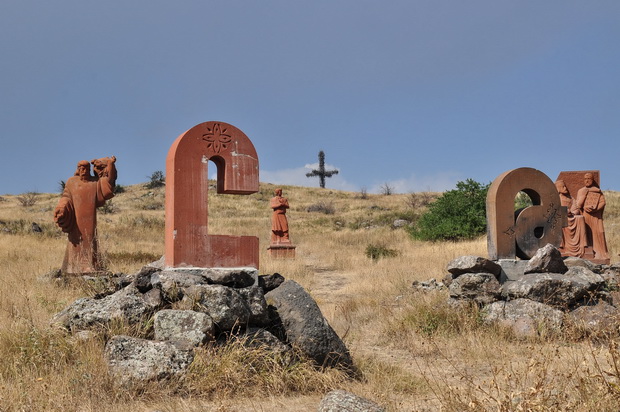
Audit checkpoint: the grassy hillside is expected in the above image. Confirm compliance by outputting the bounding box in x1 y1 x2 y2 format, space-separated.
0 184 619 411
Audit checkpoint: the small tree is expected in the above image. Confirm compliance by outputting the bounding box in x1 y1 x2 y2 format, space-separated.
379 182 394 196
408 179 489 241
145 171 165 189
16 192 38 207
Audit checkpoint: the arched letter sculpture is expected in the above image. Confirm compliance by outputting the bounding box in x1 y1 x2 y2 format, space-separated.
486 167 565 260
165 121 259 268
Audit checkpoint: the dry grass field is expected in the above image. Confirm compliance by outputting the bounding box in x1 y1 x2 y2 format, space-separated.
0 183 619 411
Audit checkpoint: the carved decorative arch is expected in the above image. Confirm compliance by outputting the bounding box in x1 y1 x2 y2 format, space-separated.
165 121 259 268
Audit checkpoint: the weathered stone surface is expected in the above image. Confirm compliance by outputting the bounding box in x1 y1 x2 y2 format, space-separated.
105 335 194 384
449 273 501 305
497 259 528 283
412 278 445 291
52 285 156 331
154 309 214 346
446 256 501 278
200 267 258 287
180 284 251 330
133 266 160 293
501 267 605 308
318 390 385 412
482 299 563 338
237 285 270 326
568 302 620 337
524 244 568 274
241 327 291 354
258 273 285 292
151 270 207 301
265 280 353 370
563 257 597 271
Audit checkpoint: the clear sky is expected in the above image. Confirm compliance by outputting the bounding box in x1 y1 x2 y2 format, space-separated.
1 1 618 195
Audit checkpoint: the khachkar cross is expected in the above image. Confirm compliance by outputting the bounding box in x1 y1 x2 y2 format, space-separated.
306 150 338 188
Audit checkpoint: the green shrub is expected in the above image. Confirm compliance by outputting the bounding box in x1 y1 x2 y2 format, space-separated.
145 171 165 189
408 179 489 241
365 244 399 261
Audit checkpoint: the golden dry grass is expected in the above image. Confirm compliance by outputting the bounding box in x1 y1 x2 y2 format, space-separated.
0 184 618 411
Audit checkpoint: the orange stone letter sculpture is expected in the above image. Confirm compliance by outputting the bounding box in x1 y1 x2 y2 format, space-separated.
54 156 117 274
165 121 259 268
487 167 565 260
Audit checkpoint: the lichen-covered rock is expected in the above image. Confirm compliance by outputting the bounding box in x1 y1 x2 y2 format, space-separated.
150 270 207 302
237 285 270 326
449 273 501 305
318 390 385 412
180 284 251 330
104 335 194 384
568 302 620 337
482 299 563 338
501 267 605 308
524 244 568 274
265 280 353 370
446 256 501 278
154 309 214 345
52 285 157 331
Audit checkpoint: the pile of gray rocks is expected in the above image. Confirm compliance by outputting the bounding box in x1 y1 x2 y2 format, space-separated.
52 262 353 384
436 244 620 338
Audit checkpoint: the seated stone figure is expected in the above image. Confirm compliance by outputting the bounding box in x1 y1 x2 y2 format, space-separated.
54 156 117 274
555 179 588 258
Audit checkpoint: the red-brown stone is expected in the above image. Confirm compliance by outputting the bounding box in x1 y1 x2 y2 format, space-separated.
165 122 259 268
487 167 565 260
54 157 117 274
555 171 609 264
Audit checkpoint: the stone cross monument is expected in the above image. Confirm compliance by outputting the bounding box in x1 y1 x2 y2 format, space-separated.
306 150 338 189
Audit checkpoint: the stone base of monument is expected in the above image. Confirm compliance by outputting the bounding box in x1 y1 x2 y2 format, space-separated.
267 243 296 258
52 263 354 385
560 246 610 265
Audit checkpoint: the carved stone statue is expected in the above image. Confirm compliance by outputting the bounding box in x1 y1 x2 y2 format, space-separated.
555 179 588 258
270 188 290 244
54 156 117 274
574 172 609 261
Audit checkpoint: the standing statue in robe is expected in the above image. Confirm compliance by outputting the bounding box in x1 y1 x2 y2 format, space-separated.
54 156 117 274
574 172 609 261
270 188 290 244
555 179 588 257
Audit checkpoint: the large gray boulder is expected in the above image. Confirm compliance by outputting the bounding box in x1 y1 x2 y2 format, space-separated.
524 244 568 274
446 256 501 278
501 267 605 308
318 390 385 412
482 298 563 338
104 335 194 384
265 280 353 370
448 273 501 305
154 309 214 346
180 284 251 330
52 285 158 331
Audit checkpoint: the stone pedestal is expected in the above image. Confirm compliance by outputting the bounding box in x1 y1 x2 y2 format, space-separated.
268 243 296 258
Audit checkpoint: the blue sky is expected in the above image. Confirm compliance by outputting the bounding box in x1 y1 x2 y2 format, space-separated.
1 1 619 195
